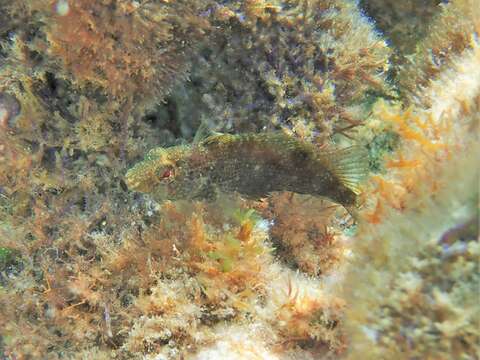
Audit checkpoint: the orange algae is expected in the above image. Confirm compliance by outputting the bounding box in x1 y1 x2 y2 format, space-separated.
343 36 479 357
41 0 211 101
259 192 344 276
385 156 421 169
361 100 459 224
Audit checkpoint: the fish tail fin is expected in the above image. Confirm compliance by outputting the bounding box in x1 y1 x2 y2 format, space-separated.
323 145 369 195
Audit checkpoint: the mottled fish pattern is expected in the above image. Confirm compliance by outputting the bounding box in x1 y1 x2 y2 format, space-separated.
125 133 368 209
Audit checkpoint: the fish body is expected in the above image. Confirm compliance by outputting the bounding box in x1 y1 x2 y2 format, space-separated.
125 133 367 208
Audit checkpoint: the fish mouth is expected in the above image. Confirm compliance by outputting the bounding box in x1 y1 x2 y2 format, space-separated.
124 167 173 200
124 166 153 193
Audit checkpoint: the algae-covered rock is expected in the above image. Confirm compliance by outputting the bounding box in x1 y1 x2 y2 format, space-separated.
0 0 478 358
167 0 391 142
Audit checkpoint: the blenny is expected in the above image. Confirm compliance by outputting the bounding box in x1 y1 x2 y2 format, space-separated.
125 133 368 209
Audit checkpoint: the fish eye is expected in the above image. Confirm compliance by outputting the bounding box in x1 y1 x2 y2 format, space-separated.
157 166 175 182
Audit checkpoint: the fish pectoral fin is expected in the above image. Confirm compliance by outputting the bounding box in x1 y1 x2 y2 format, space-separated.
324 145 369 195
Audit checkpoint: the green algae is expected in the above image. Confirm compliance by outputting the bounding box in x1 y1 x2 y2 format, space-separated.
366 130 400 173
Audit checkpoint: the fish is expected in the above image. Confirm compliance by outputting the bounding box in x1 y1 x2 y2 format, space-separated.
125 132 368 209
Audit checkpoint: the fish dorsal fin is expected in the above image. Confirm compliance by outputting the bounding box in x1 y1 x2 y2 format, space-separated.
322 145 369 195
200 133 237 147
193 120 223 144
193 121 211 144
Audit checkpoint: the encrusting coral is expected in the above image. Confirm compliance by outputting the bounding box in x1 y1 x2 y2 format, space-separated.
0 0 478 358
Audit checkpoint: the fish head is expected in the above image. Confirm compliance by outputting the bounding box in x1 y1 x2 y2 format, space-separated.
125 146 188 196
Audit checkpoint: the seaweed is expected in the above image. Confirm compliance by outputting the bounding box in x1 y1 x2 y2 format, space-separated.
0 0 478 358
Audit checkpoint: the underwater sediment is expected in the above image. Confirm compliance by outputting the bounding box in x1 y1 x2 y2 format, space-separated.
0 0 478 359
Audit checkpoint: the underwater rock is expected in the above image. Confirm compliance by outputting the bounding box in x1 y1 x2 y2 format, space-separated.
0 0 478 358
0 92 20 128
167 0 391 141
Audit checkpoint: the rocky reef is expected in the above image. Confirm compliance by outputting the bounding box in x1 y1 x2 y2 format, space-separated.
0 0 478 359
